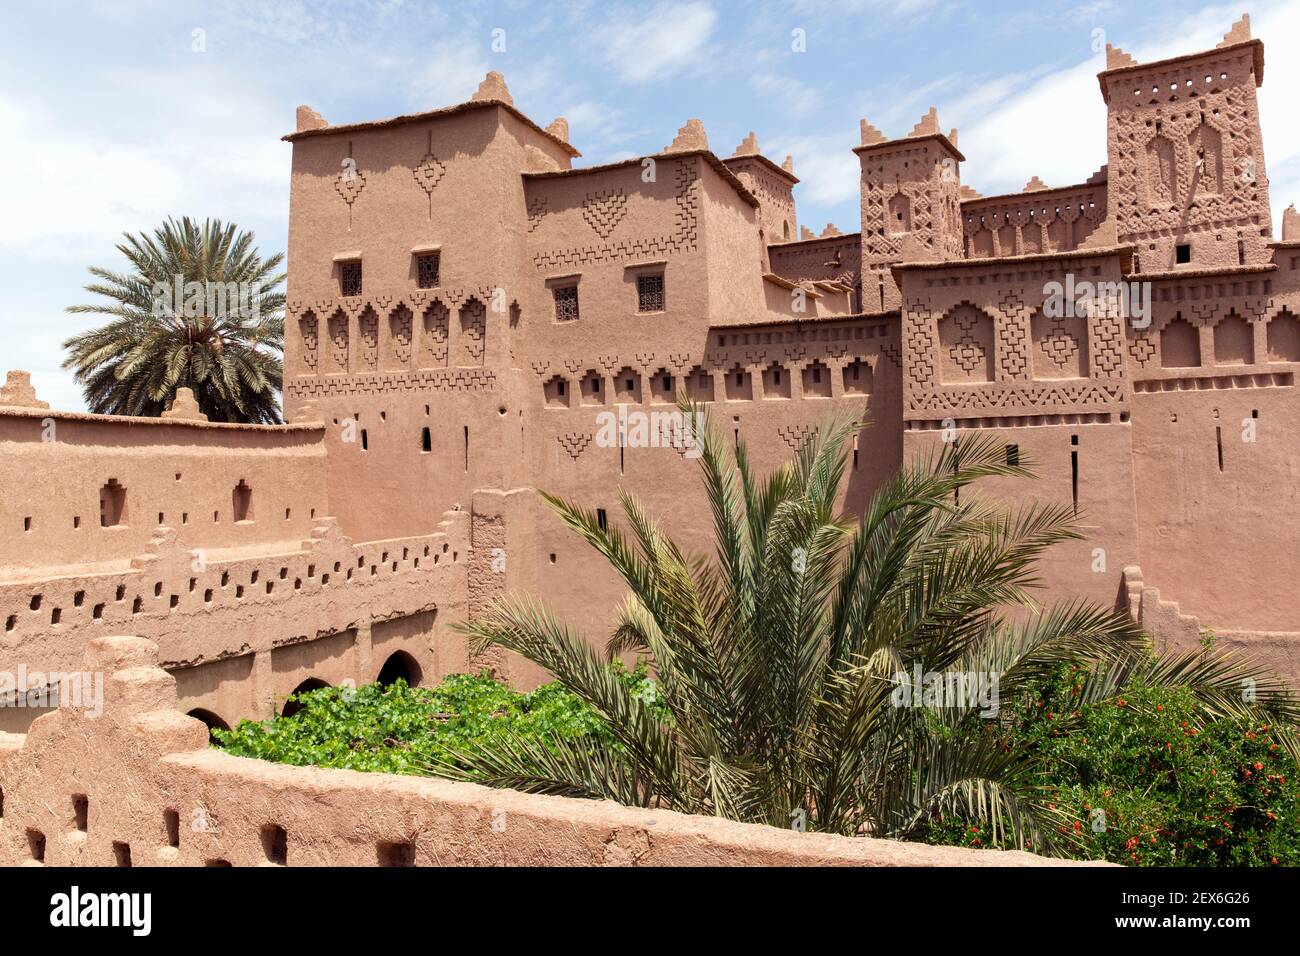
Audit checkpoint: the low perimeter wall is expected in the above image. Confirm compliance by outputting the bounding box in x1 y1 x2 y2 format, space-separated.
0 636 1094 867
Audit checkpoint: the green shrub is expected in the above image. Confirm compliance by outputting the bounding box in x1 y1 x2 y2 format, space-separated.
926 665 1299 866
211 662 660 775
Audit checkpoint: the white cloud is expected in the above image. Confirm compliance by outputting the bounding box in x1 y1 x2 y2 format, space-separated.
749 73 826 117
597 2 718 84
410 39 491 109
767 131 859 209
0 65 287 263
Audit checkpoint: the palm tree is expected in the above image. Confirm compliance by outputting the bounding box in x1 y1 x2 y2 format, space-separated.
435 400 1298 855
63 216 285 423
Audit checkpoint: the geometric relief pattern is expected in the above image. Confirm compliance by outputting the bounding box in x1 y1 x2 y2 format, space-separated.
1128 332 1157 367
909 380 1125 414
937 305 995 383
456 298 486 367
581 189 628 239
413 152 446 195
335 168 366 207
421 302 449 369
527 197 547 232
298 312 319 376
1091 311 1124 378
388 305 413 369
996 309 1030 381
1031 310 1088 380
558 433 591 461
778 424 817 452
533 163 699 270
358 307 379 371
285 367 497 400
327 310 349 375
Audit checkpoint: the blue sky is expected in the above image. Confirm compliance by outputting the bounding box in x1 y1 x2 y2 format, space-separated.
3 0 1298 411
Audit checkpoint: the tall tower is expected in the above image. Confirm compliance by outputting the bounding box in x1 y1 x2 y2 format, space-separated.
855 108 964 313
722 131 799 245
1100 15 1271 272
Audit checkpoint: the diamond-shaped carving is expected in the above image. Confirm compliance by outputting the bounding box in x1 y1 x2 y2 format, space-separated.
414 152 446 194
335 169 366 205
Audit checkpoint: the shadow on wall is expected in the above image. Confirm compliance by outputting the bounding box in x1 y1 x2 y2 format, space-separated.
281 678 330 718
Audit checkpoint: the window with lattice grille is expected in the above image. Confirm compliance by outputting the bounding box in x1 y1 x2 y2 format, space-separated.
339 260 363 297
553 285 580 322
637 274 665 312
416 253 440 289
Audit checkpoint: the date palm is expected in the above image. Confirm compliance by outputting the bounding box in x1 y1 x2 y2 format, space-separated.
63 216 285 423
436 400 1298 855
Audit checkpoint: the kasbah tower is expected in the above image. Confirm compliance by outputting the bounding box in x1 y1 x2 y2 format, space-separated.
2 14 1299 737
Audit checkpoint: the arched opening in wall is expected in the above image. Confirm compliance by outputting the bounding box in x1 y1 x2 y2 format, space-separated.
99 479 127 527
1213 312 1254 365
649 368 675 404
725 364 752 401
614 367 642 404
802 361 832 398
1021 220 1043 254
387 304 413 370
1266 309 1300 362
297 310 319 376
232 479 253 522
997 222 1017 256
281 678 329 718
377 651 422 688
579 370 605 405
1160 316 1201 368
842 358 874 395
1187 122 1224 196
887 193 911 233
358 306 379 371
937 304 995 383
686 366 714 402
1046 217 1071 253
971 228 994 258
1031 309 1089 379
762 362 791 399
543 375 570 408
327 310 349 374
420 301 450 369
1147 133 1180 205
457 298 487 367
187 708 230 745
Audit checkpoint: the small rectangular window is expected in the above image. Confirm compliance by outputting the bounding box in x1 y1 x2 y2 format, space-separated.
416 252 440 289
340 260 363 296
637 274 665 312
596 508 608 532
1175 243 1191 265
553 285 580 322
